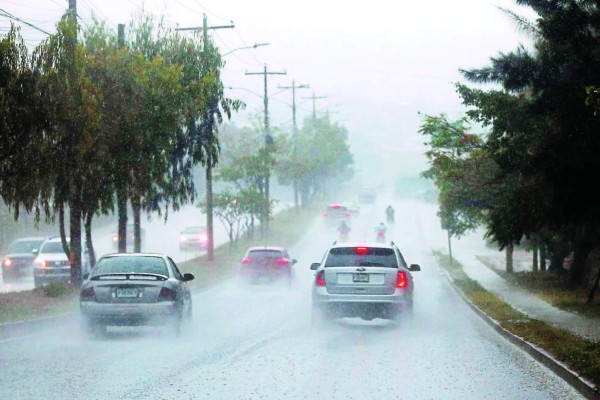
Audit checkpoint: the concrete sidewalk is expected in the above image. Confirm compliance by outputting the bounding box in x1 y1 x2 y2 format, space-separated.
450 229 600 341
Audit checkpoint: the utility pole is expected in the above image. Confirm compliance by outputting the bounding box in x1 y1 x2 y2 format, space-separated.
68 0 76 17
278 81 309 210
246 65 286 234
176 15 234 261
118 23 125 47
303 92 327 124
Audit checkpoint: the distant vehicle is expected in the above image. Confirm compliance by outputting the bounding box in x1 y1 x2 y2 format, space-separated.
179 226 208 251
340 201 360 216
311 242 420 325
112 223 146 251
358 188 377 204
322 204 351 226
33 236 91 287
80 253 193 336
240 246 297 285
1 236 46 281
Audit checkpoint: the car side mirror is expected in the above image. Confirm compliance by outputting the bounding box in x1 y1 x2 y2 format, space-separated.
183 273 195 282
292 259 297 264
409 264 421 272
83 273 90 280
310 263 320 270
32 249 39 256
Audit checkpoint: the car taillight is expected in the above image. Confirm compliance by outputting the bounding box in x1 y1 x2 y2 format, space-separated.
80 286 95 301
180 236 187 242
315 271 326 286
276 258 289 265
3 257 11 267
242 258 253 265
158 287 177 301
112 235 118 241
199 234 208 242
322 212 327 217
396 271 408 288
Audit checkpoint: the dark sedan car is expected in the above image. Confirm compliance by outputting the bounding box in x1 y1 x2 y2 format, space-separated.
239 246 297 285
2 236 46 281
80 253 194 336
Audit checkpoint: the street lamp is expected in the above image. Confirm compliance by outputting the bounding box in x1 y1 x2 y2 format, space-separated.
222 42 269 57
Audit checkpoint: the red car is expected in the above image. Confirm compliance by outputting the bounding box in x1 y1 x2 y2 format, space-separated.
240 246 297 285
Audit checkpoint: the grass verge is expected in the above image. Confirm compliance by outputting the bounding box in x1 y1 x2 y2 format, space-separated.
476 255 600 318
0 284 79 324
0 205 319 324
435 250 600 389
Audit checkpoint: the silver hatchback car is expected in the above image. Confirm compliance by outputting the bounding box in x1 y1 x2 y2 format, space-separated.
310 242 420 324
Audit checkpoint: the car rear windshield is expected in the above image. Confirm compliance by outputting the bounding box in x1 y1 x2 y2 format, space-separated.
92 256 169 276
40 241 68 254
324 247 398 268
183 226 205 234
8 240 44 253
247 250 283 259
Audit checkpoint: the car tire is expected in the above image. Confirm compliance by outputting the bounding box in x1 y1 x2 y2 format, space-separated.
170 314 182 336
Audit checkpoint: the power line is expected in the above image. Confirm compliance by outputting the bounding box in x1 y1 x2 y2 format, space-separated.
0 8 51 35
193 0 232 22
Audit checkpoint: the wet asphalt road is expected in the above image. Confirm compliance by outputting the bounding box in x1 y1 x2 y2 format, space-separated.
0 198 584 399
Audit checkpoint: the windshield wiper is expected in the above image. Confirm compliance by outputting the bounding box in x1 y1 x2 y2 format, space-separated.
90 272 168 281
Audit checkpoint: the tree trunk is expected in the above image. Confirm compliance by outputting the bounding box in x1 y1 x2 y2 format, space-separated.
506 242 514 273
532 245 539 273
117 189 128 253
58 202 70 256
206 165 214 261
68 191 82 286
540 245 547 272
587 264 600 303
570 242 593 285
132 195 142 253
84 212 96 270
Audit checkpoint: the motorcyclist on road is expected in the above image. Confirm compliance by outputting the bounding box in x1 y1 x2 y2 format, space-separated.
338 221 351 241
375 222 387 242
386 205 395 223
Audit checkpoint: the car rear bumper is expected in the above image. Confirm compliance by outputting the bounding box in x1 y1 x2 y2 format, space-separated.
34 269 70 285
312 287 412 317
80 301 180 326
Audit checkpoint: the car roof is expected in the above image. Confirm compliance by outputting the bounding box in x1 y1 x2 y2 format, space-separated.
100 252 168 258
12 236 46 242
330 241 395 250
247 246 286 252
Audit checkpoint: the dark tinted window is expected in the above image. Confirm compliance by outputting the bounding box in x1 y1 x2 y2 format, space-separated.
183 226 205 234
325 247 398 268
247 250 283 259
92 256 169 276
8 240 44 253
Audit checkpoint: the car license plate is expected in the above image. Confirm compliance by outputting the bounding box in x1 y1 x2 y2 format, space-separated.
116 288 138 298
353 273 369 283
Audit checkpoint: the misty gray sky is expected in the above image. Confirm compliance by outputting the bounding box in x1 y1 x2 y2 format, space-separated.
4 0 535 183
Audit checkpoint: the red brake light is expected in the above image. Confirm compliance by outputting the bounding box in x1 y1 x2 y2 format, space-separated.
346 212 351 216
315 270 326 286
3 257 11 267
158 287 177 301
356 247 368 255
332 205 340 209
322 212 327 217
276 258 289 265
396 271 408 288
199 234 208 242
242 258 253 265
80 286 95 301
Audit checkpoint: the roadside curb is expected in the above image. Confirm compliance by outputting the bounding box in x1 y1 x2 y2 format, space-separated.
439 267 600 400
